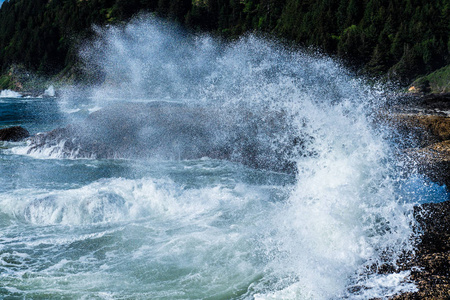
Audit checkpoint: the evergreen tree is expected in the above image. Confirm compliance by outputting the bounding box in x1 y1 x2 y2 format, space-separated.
0 0 448 83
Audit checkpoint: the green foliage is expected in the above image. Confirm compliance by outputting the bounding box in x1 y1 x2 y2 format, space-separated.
413 65 450 93
0 74 12 90
0 0 448 85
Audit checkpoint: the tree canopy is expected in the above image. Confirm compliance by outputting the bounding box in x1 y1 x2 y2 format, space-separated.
0 0 448 84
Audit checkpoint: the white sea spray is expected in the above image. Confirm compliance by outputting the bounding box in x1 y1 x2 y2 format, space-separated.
1 16 447 299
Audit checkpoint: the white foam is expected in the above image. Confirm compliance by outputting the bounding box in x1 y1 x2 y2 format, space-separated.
3 19 442 298
12 139 80 159
252 94 419 298
0 89 22 98
44 85 56 97
0 177 262 226
350 271 418 299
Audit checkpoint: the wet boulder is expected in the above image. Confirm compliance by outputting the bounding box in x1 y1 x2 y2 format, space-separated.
0 126 30 142
25 102 301 173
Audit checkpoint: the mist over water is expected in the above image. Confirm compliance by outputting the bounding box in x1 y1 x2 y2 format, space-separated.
2 16 448 299
68 17 372 107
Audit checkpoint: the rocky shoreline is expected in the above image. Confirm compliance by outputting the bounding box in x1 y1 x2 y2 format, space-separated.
1 93 450 298
382 94 450 188
390 201 450 299
383 93 450 299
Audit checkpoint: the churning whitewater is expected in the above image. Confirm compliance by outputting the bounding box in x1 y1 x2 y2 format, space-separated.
0 17 447 299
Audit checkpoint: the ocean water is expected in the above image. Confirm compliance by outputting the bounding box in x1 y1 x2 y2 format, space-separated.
0 17 448 299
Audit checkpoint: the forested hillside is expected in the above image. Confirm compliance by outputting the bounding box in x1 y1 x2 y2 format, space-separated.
0 0 449 87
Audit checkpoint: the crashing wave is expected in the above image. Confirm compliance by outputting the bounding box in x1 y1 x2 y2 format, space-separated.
25 101 303 172
0 89 22 98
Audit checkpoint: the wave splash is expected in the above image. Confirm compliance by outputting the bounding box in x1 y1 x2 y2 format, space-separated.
12 16 446 299
0 177 251 225
0 89 22 98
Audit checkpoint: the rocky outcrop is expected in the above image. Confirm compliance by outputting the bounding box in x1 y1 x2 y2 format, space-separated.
0 126 29 141
19 95 450 298
382 93 450 188
26 101 301 173
383 93 450 299
391 201 450 300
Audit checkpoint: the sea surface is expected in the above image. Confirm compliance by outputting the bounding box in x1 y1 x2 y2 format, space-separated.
0 17 449 300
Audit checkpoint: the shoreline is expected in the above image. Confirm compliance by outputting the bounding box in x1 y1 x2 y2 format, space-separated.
390 200 450 299
2 90 450 298
383 92 450 299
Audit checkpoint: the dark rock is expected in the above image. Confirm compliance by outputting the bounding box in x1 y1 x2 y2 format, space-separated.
379 94 450 299
26 102 302 173
0 126 30 142
390 201 450 300
421 93 450 110
382 114 450 147
380 111 450 190
404 141 450 187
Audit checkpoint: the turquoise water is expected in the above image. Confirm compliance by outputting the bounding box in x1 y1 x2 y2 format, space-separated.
0 94 445 299
0 20 448 298
1 97 297 299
